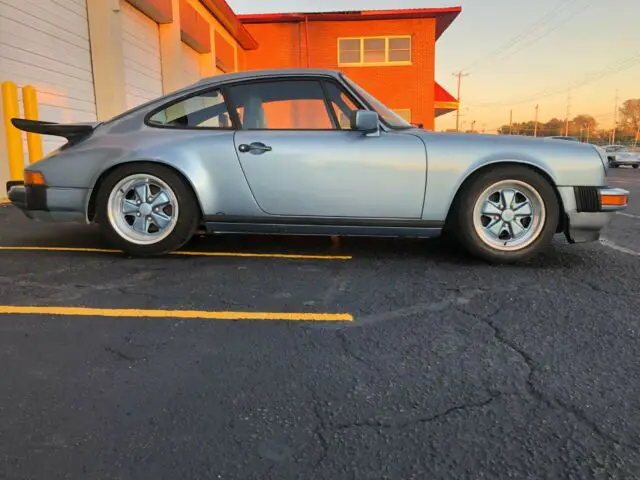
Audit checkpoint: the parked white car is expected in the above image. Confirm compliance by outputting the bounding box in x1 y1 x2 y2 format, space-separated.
604 145 640 168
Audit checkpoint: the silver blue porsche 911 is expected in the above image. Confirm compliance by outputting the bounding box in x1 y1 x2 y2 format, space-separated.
7 68 629 263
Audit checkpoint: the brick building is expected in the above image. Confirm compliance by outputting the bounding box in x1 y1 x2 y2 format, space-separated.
0 1 460 193
240 8 461 130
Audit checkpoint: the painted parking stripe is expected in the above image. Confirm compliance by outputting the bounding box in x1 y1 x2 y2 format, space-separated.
0 305 353 322
0 246 351 260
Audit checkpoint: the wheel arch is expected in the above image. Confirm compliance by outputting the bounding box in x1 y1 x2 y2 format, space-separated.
86 160 204 223
444 160 566 233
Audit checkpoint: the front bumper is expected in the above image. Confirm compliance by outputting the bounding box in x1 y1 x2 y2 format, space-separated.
565 186 630 243
6 181 88 223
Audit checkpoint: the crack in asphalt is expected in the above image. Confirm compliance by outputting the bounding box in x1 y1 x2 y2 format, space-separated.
336 330 384 377
332 392 502 431
458 306 640 454
311 401 330 470
104 346 147 362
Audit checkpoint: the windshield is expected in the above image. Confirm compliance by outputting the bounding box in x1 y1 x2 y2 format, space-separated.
342 75 413 130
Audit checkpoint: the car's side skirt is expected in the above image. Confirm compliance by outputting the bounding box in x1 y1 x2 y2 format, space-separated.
203 216 444 238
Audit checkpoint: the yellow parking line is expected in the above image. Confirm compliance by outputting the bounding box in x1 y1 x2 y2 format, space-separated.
0 305 353 322
0 246 351 260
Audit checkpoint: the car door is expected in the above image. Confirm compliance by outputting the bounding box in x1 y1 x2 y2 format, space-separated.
227 78 427 219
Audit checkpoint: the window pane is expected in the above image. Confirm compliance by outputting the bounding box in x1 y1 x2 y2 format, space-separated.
394 109 411 122
228 80 335 130
389 37 411 50
388 49 411 62
324 81 359 129
148 90 230 128
363 50 386 63
339 38 361 51
363 38 385 51
339 50 361 64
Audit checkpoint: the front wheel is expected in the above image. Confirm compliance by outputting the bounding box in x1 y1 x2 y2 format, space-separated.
95 164 200 256
633 165 639 169
452 166 559 263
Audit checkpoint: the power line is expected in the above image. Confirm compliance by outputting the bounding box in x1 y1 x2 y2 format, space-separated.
489 0 595 66
468 53 640 108
460 0 580 72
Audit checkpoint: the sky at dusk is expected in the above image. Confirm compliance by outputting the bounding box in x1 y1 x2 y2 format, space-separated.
228 0 640 132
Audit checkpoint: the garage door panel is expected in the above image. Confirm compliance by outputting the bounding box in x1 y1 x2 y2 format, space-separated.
2 18 92 72
121 0 163 110
0 57 95 100
182 42 201 85
3 0 91 45
0 45 93 84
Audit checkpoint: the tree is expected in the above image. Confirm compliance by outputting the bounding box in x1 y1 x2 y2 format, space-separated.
619 99 640 136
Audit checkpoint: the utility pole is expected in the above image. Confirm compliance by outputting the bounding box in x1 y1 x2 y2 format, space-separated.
453 71 469 132
612 89 619 144
586 124 590 143
471 120 476 132
564 89 571 136
509 109 513 135
534 104 539 137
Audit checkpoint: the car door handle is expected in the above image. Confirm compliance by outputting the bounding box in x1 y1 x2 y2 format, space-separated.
238 142 272 154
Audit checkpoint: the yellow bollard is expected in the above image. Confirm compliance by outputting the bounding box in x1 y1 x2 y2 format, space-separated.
22 85 43 164
1 81 25 181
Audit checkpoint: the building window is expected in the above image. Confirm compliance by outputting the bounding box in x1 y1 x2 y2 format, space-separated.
338 36 412 66
393 109 412 122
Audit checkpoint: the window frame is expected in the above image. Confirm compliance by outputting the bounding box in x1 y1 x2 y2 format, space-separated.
337 35 412 67
223 77 368 132
144 86 238 131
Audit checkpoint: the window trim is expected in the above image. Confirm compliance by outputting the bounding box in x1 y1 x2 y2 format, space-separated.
144 86 239 131
223 77 368 132
337 35 412 67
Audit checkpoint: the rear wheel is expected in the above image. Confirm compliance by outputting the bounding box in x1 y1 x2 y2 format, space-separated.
633 164 639 169
95 164 199 256
452 166 559 263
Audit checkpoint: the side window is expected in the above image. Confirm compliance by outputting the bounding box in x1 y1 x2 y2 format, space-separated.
324 81 359 129
227 80 335 130
148 89 232 128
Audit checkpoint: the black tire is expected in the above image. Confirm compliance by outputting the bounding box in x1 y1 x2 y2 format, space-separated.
95 163 200 257
451 165 559 264
633 165 639 169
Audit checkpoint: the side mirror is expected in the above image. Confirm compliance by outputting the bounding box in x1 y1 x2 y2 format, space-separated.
351 110 380 135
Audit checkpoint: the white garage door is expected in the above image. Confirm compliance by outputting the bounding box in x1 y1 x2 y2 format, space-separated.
182 42 201 86
121 0 163 111
0 0 97 161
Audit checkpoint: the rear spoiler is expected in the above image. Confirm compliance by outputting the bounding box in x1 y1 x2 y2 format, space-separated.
11 118 100 142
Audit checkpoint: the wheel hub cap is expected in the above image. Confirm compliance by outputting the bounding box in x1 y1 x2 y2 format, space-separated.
107 174 180 246
501 209 515 222
472 180 546 252
139 203 152 216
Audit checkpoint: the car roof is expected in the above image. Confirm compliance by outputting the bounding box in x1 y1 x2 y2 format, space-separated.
194 68 343 87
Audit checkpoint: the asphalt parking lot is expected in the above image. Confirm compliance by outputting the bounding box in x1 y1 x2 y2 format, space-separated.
1 168 640 479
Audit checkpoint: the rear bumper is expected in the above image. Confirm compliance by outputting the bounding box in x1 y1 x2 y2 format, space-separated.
565 186 630 243
6 181 89 223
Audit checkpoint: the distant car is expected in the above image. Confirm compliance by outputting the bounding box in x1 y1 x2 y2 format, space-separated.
546 136 580 142
603 145 640 168
5 68 630 264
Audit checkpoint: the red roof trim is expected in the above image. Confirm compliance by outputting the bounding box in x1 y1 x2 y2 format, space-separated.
199 0 259 50
238 7 462 39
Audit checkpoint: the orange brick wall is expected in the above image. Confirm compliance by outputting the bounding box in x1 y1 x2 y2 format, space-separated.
243 18 437 129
